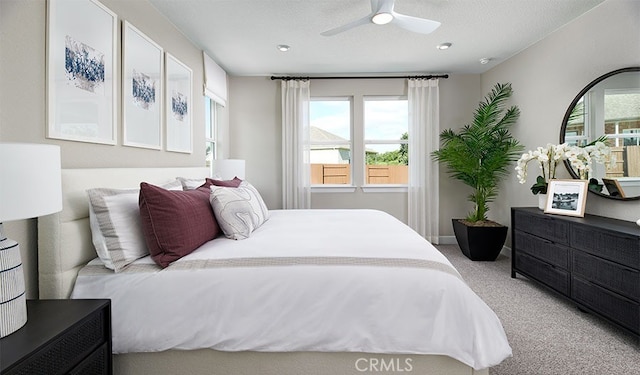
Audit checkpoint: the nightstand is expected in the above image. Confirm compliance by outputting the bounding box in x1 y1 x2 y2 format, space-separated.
0 299 112 375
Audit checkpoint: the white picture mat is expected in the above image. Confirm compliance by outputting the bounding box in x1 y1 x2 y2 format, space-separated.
123 21 163 150
46 0 117 144
165 53 192 153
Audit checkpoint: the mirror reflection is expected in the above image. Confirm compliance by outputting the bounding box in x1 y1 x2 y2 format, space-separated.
561 67 640 200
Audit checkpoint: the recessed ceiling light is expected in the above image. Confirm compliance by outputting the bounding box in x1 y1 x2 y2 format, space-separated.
436 42 452 50
479 57 491 64
277 44 290 52
371 12 394 25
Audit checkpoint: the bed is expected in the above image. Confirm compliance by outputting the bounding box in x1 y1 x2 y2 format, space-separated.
38 167 510 375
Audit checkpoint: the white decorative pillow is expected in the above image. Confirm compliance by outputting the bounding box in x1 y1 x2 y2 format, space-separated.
87 180 182 271
177 175 221 190
209 181 270 240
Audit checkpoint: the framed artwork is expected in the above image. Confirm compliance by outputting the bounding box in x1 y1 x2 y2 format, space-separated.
123 21 163 150
165 53 192 153
544 179 588 217
46 0 117 144
602 178 626 198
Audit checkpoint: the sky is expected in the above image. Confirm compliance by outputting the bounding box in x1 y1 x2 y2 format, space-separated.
310 99 408 142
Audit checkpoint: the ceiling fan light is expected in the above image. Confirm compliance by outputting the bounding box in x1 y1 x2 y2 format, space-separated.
277 44 290 52
371 12 393 25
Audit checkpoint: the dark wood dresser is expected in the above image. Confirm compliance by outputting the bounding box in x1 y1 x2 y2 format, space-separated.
0 299 112 375
511 207 639 336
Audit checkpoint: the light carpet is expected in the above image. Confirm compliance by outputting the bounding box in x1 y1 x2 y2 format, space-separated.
436 244 640 375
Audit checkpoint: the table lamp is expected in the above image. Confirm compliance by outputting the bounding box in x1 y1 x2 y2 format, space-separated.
214 159 246 180
0 143 62 338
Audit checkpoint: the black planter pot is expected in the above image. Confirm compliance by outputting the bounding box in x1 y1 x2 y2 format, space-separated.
451 219 508 261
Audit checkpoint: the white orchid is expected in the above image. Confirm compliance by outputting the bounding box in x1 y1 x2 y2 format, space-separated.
516 138 615 194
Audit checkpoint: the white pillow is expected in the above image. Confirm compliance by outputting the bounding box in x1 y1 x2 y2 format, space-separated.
87 180 182 271
209 181 269 240
177 175 220 190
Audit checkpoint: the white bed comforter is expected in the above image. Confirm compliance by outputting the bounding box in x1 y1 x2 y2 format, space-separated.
71 209 511 370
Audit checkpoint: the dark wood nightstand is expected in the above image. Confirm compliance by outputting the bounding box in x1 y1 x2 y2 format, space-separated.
0 299 112 375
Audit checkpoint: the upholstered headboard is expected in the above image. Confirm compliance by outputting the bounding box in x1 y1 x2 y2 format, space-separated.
38 167 210 299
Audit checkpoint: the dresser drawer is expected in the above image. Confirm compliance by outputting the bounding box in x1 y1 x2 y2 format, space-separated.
68 343 110 375
573 250 640 302
515 252 570 296
570 225 640 268
514 210 570 245
514 230 569 269
572 276 639 334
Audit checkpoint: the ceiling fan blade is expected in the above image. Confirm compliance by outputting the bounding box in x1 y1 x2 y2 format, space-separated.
321 14 372 36
371 0 393 13
391 12 441 34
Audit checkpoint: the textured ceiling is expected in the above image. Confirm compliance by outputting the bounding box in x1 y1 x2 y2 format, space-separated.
147 0 605 76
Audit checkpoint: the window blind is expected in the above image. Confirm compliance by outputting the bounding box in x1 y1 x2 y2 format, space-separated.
203 52 228 107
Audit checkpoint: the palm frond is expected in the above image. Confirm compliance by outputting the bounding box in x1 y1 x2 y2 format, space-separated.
432 82 523 223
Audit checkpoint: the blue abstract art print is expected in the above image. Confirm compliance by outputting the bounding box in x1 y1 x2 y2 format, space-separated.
123 21 163 150
47 0 117 144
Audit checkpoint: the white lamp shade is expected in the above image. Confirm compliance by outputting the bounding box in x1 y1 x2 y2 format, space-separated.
0 143 62 222
214 159 245 180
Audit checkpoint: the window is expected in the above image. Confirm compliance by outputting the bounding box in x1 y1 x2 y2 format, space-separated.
364 97 408 185
205 97 217 172
310 98 352 185
309 96 408 187
604 90 640 147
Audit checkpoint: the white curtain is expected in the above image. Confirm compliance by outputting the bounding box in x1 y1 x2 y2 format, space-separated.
407 79 440 243
281 80 311 209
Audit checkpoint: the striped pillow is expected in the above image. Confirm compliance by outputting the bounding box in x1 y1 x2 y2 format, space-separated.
87 180 182 272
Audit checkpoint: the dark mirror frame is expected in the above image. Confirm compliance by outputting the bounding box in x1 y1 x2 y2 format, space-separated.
559 66 640 201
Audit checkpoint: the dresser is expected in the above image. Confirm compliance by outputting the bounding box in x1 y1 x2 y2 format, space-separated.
511 207 640 336
0 299 112 375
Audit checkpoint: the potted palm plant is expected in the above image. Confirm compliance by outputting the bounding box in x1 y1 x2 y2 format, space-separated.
432 82 523 261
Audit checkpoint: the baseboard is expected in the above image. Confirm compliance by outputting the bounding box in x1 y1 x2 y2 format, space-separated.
438 236 458 245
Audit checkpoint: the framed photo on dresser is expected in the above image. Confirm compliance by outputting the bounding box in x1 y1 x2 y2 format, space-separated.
544 179 588 217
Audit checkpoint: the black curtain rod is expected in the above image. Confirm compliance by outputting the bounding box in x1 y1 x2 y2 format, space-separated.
270 74 448 81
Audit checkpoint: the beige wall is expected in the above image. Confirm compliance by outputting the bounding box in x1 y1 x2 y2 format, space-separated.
0 0 223 297
228 75 480 230
482 0 640 233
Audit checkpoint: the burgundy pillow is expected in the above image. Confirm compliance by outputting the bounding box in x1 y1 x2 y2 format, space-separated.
206 176 242 188
139 182 220 268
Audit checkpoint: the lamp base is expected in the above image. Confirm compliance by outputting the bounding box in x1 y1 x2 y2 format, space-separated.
0 223 28 338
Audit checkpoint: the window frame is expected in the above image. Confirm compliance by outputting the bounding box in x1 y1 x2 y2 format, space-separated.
310 96 354 189
205 97 217 174
309 95 408 192
362 95 409 189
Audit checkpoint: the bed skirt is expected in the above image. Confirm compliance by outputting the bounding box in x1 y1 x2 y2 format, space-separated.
114 350 490 375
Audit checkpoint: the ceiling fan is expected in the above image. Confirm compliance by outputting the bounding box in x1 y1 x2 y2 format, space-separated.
321 0 441 37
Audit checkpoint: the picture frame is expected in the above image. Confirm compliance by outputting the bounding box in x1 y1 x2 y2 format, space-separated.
165 53 192 153
544 179 588 217
122 21 163 150
602 178 626 198
46 0 117 145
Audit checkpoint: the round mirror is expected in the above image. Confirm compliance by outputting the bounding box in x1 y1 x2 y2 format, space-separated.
560 67 640 200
